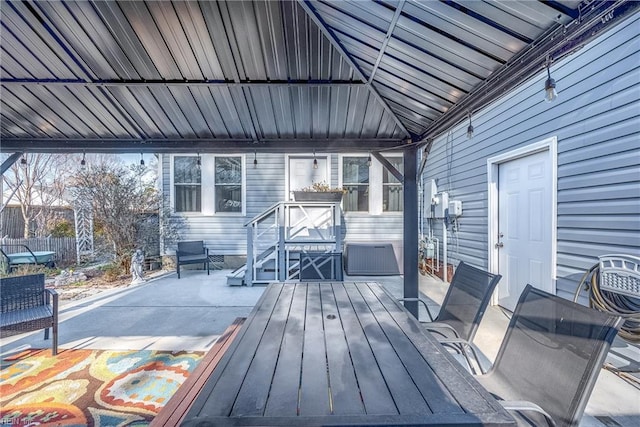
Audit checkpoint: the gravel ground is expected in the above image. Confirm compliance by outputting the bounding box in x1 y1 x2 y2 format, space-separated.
46 268 169 302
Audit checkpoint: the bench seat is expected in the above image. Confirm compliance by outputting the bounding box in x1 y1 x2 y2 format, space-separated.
0 274 58 355
1 305 54 330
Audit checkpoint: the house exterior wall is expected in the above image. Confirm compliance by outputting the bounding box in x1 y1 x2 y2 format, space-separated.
421 15 640 299
161 152 404 267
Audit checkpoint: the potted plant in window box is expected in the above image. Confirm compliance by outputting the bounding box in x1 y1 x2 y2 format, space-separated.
293 182 347 202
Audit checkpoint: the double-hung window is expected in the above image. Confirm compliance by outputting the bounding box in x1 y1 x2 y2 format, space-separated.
341 154 403 214
342 157 370 212
174 156 201 213
172 154 244 215
215 156 242 213
383 157 403 212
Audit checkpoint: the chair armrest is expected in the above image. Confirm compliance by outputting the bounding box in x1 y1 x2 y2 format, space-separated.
45 288 59 312
398 297 434 321
425 321 461 339
498 400 557 427
438 337 484 374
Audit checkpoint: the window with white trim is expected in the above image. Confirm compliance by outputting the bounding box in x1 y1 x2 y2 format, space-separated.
342 156 370 212
174 156 201 213
383 157 403 212
172 154 245 215
215 156 243 213
340 154 403 214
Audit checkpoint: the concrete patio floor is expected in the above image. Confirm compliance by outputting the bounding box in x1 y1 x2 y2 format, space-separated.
1 269 638 426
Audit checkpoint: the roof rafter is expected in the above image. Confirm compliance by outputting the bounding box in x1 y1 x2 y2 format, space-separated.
0 138 405 153
0 79 366 87
297 0 411 139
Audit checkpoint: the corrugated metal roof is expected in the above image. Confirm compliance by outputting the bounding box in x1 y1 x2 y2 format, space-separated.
0 0 636 153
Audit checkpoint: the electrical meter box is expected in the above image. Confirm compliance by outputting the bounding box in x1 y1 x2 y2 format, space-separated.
434 192 449 218
448 200 463 217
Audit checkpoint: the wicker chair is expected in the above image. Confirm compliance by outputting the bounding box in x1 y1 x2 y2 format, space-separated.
0 273 59 355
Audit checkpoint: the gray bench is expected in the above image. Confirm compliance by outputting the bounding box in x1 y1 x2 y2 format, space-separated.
1 273 58 355
176 241 210 279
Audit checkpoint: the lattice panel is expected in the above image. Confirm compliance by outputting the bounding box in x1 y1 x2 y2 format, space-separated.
73 191 94 263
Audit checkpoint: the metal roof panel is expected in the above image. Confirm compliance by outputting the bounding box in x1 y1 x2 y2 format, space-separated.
1 0 607 150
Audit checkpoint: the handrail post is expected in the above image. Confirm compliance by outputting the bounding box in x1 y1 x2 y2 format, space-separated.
278 204 286 281
334 203 342 254
245 224 254 286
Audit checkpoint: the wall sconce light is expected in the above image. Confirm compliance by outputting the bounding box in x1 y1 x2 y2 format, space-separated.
313 150 318 169
253 151 258 168
140 153 145 166
20 155 27 166
466 111 474 139
367 152 372 167
80 152 86 168
544 65 558 102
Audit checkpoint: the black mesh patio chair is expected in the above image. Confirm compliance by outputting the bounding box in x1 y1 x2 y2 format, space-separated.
475 284 623 427
176 241 210 279
400 261 501 371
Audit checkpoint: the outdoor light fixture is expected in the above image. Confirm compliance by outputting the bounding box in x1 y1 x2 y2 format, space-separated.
466 112 474 139
544 65 558 102
20 155 27 166
313 151 318 169
80 152 86 168
140 153 145 166
367 152 372 167
197 153 201 167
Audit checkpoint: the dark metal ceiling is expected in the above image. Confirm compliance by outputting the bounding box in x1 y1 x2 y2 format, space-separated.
0 0 636 153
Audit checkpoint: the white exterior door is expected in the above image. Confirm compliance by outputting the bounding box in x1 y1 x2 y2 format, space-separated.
495 149 554 310
288 156 329 200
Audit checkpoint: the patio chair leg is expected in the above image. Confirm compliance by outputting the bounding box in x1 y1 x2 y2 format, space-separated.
52 322 58 356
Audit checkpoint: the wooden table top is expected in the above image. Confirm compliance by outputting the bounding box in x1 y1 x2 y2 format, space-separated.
183 282 516 426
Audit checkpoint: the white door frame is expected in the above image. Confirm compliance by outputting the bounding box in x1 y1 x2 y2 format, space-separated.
487 137 558 301
285 153 332 200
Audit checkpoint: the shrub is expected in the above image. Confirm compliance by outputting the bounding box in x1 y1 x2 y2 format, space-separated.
100 263 121 282
49 219 75 237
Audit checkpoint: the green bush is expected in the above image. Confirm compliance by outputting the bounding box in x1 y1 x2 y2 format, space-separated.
100 263 121 282
49 219 75 237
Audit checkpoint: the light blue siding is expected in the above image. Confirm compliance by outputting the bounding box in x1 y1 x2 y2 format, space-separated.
162 152 405 259
161 153 286 255
421 15 640 298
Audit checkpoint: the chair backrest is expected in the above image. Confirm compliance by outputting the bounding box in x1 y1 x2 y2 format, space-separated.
1 273 46 312
488 284 623 427
435 261 502 342
177 241 205 256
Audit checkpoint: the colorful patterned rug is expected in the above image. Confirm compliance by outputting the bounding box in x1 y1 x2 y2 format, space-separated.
0 348 204 426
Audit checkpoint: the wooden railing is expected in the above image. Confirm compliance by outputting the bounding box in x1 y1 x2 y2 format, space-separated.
245 201 342 286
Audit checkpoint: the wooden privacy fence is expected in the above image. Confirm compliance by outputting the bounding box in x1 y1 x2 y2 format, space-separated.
0 237 77 266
